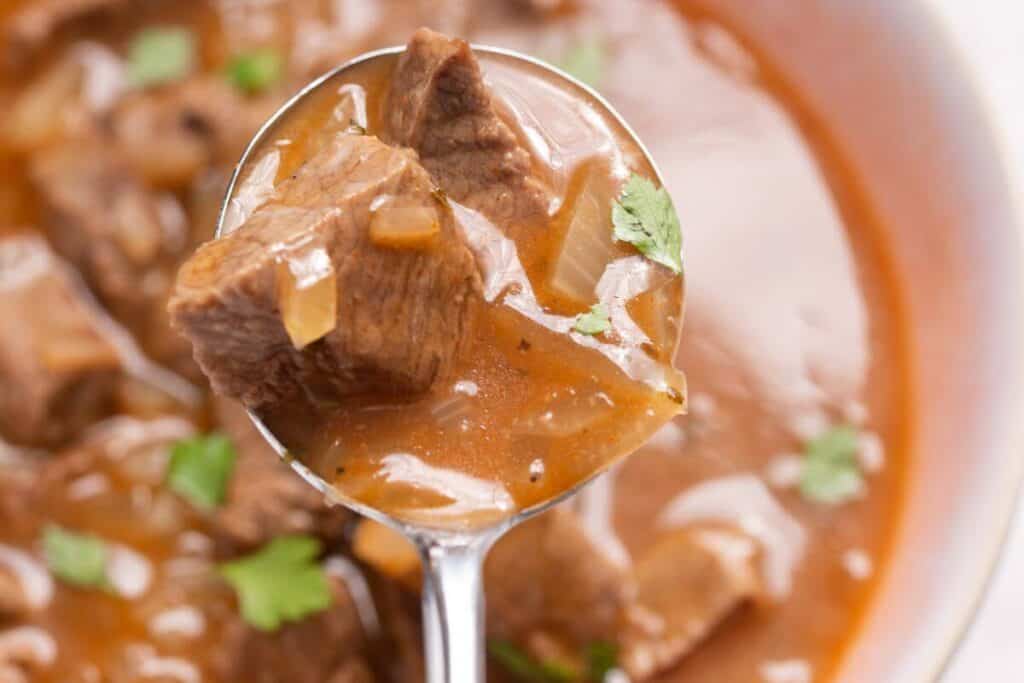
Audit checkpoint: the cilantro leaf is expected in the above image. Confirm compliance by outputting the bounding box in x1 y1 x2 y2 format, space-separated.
167 434 236 510
488 640 575 683
220 535 331 631
799 425 864 504
574 303 611 336
556 38 606 89
612 174 683 274
126 27 196 89
585 641 618 681
42 525 108 589
227 48 283 94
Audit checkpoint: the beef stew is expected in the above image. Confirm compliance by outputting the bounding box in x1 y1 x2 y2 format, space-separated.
0 1 909 682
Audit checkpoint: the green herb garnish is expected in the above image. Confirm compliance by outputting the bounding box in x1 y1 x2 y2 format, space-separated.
227 48 283 94
167 434 236 510
556 38 606 89
220 535 332 631
488 640 575 683
42 525 108 589
612 174 683 274
126 27 196 89
800 425 864 504
585 641 618 681
574 303 611 336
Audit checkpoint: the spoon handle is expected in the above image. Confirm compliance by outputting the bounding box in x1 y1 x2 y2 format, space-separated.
416 530 501 683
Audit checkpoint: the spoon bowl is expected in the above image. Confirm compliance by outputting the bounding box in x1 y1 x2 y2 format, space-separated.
216 43 675 683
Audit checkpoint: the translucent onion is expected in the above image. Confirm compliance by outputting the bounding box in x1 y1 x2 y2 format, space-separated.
548 164 621 305
369 206 440 250
275 247 338 350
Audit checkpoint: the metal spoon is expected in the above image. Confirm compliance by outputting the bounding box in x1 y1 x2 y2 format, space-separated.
217 44 671 683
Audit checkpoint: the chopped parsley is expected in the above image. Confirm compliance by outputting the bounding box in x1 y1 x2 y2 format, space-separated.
799 425 864 504
574 303 611 336
227 48 283 94
220 535 332 631
126 27 196 89
556 38 606 89
488 640 575 683
166 434 236 510
612 174 683 274
42 525 108 589
585 641 618 681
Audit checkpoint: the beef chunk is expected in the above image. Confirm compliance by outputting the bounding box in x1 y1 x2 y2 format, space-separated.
30 143 179 320
4 0 129 66
485 507 629 645
170 133 482 409
620 527 761 679
112 78 278 189
215 577 369 683
0 236 120 446
385 29 552 227
211 399 350 554
0 570 29 619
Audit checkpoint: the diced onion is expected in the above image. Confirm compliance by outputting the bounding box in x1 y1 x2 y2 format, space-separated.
548 164 620 305
369 206 440 250
276 248 338 350
351 520 420 588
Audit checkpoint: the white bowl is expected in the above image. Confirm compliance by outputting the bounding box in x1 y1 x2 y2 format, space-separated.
696 0 1024 679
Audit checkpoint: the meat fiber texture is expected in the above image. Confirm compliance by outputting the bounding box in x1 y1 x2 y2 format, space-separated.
170 133 482 410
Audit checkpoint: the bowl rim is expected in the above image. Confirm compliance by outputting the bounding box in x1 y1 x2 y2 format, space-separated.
908 1 1024 679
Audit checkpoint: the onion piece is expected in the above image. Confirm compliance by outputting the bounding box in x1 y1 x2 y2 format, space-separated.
548 163 621 305
369 206 440 250
352 520 420 589
275 247 338 350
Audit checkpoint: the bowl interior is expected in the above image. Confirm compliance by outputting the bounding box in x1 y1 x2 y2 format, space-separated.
693 0 1024 679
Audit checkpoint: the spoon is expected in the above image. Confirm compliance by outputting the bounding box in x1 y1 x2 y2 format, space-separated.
217 44 672 683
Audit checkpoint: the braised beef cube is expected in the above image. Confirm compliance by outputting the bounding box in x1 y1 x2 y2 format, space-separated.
485 507 629 645
4 0 129 66
620 527 761 679
385 29 552 227
30 143 176 320
0 236 120 446
215 576 369 683
170 133 482 409
211 399 350 554
112 77 278 189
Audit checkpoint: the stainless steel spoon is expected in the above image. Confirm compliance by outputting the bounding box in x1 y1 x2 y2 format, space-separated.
216 43 671 683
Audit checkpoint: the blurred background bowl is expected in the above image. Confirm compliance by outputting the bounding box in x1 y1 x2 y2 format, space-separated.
695 0 1024 679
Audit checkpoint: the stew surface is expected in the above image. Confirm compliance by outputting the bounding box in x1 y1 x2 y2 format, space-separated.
0 1 910 682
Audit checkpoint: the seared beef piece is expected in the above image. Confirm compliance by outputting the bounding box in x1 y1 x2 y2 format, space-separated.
211 399 350 554
507 0 571 13
30 143 178 321
620 527 761 679
170 133 482 409
385 29 552 227
0 236 120 447
4 0 129 66
215 576 369 683
112 78 278 189
485 507 630 645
